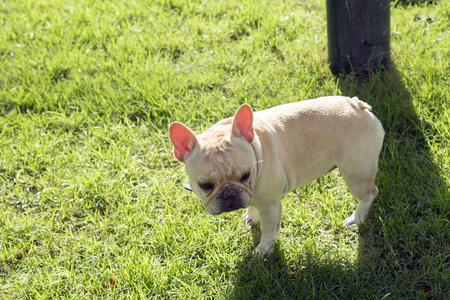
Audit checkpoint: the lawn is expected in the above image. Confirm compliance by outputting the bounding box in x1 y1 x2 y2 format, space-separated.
1 0 449 299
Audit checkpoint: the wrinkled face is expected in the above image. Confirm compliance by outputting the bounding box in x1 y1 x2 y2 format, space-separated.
184 128 256 215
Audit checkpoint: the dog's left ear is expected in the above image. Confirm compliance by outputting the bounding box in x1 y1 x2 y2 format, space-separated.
231 104 254 143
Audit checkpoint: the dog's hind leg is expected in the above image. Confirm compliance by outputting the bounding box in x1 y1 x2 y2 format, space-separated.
339 159 380 226
343 183 378 226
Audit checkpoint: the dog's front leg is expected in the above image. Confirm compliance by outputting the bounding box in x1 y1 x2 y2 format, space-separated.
253 199 282 257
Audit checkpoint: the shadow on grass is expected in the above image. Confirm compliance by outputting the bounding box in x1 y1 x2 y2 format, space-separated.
228 66 450 299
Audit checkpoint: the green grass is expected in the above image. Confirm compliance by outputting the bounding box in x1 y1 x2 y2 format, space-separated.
1 0 449 298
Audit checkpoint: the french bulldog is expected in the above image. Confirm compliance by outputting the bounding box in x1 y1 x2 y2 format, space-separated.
169 96 384 256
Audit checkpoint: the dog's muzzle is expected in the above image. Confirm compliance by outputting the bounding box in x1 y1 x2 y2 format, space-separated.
218 185 247 212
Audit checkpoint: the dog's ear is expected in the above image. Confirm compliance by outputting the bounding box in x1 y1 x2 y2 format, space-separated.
231 104 254 143
169 122 198 162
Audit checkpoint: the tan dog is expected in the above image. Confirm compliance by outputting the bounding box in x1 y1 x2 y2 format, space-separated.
169 96 384 256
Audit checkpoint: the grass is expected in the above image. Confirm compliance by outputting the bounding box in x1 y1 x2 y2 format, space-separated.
1 0 449 298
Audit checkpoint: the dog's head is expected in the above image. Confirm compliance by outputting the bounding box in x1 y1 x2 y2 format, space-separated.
169 104 257 215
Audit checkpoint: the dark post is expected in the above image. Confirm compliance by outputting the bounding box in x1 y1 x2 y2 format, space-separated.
327 0 391 75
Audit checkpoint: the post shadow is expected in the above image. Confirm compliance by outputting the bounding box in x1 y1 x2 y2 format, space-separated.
227 66 450 298
337 66 450 298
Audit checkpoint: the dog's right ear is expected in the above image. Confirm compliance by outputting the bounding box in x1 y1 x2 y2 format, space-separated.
169 122 198 162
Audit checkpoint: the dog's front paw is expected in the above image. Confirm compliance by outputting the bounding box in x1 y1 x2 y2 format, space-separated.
343 211 365 227
242 206 259 226
252 241 275 258
343 215 359 227
343 204 371 227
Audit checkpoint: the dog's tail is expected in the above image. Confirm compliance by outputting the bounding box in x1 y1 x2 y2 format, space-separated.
348 96 372 111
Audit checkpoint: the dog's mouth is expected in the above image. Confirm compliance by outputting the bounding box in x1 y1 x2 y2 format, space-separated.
208 199 248 215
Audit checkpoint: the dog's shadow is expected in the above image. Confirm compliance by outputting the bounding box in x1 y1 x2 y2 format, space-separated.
228 66 450 299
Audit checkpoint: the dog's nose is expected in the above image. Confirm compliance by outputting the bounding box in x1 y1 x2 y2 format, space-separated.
222 188 237 199
219 187 244 212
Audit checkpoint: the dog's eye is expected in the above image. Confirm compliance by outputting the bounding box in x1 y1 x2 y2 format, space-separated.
199 182 214 190
240 172 250 182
